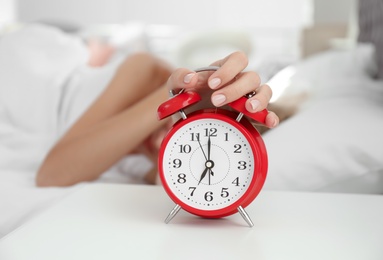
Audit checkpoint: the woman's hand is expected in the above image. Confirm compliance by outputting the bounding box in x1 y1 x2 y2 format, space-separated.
166 51 279 129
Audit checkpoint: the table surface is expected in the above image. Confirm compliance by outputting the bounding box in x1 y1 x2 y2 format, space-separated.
0 183 382 260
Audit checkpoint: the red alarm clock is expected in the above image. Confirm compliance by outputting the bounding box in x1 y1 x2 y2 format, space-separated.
157 66 268 227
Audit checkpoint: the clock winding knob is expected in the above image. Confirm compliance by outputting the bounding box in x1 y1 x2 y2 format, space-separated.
157 91 201 120
228 94 268 124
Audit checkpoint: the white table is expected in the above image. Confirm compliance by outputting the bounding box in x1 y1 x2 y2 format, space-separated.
0 183 382 260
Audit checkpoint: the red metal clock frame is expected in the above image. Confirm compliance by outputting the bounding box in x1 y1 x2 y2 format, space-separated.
158 108 268 219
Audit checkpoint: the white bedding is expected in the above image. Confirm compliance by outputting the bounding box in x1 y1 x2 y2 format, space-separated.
0 24 152 238
0 24 382 239
264 44 383 193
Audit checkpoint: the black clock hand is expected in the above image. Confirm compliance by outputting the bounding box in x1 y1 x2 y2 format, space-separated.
207 169 214 185
197 134 208 161
207 134 211 160
207 135 214 185
198 167 209 185
199 134 215 185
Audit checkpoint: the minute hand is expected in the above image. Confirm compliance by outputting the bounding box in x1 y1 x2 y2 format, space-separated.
207 135 214 180
207 135 211 160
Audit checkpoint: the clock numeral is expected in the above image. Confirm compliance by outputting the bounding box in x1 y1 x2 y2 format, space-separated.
221 187 229 198
179 144 191 154
190 133 200 141
204 128 217 137
238 161 247 170
173 159 182 168
189 187 196 196
204 191 213 202
225 133 229 141
234 144 242 153
177 173 187 184
232 177 240 186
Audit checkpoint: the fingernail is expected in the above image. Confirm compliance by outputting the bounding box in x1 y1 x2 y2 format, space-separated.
209 78 221 89
184 73 195 84
250 99 260 111
272 118 278 128
212 94 226 106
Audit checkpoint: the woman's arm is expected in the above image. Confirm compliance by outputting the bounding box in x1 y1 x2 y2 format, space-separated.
36 53 172 187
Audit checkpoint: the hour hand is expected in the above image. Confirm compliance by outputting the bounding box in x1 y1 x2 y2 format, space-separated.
198 167 208 185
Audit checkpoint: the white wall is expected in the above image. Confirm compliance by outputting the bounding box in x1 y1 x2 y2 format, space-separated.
122 0 312 28
15 0 357 29
11 0 356 65
0 0 16 28
16 0 312 29
16 0 125 26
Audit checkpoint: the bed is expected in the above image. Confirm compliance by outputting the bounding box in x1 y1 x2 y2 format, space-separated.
0 5 382 238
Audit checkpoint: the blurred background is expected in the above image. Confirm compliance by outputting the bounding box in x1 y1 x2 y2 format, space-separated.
1 0 358 78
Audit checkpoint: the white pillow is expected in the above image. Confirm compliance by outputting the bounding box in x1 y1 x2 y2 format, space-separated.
264 46 383 193
268 43 378 102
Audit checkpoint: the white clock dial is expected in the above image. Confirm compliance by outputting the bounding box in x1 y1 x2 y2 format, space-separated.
162 118 255 211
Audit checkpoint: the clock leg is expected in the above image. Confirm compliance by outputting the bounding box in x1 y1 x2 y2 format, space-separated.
164 204 182 224
237 206 254 227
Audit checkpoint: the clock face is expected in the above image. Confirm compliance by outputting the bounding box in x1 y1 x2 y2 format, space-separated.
159 111 266 218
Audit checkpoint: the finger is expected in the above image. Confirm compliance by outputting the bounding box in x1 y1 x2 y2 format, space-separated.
208 51 249 90
167 68 198 93
245 84 273 112
265 111 279 128
211 71 261 107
